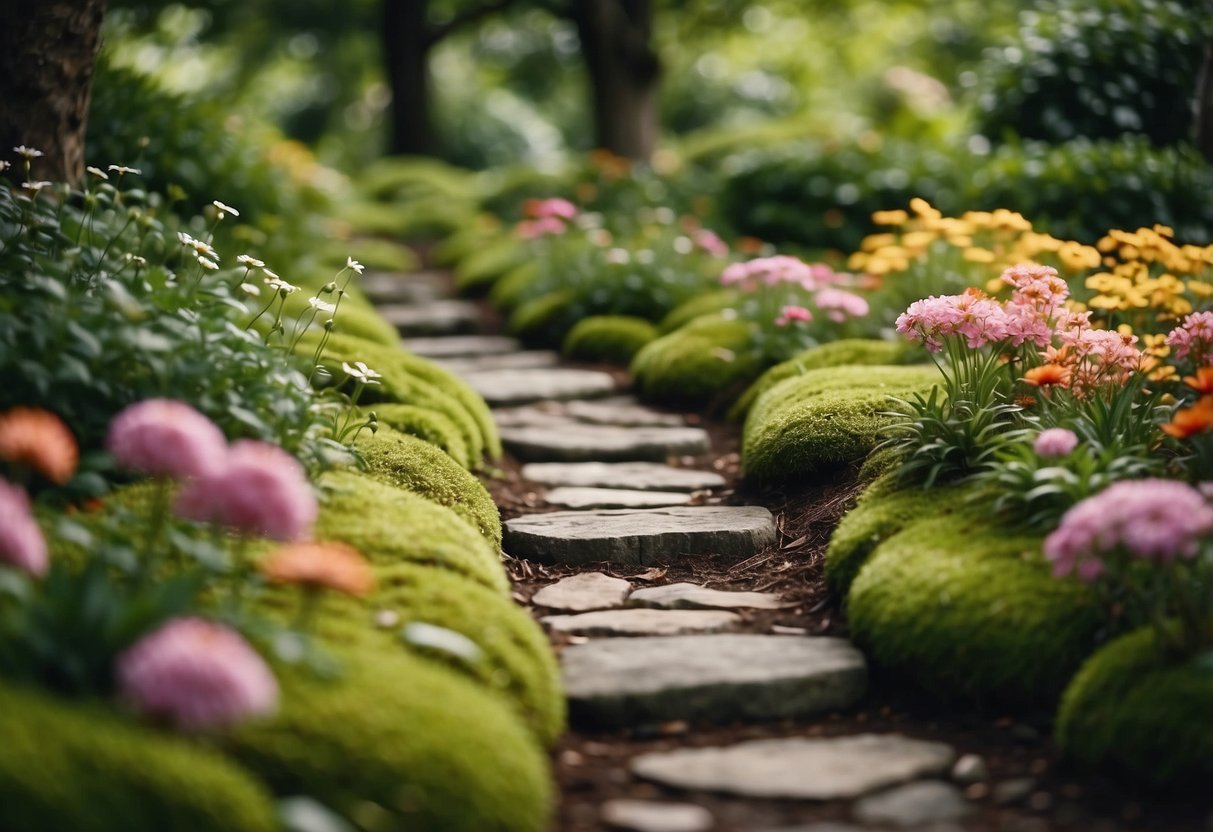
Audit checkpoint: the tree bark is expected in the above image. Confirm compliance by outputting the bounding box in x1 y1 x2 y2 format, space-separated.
571 0 661 161
0 0 108 185
1196 39 1213 162
383 0 436 156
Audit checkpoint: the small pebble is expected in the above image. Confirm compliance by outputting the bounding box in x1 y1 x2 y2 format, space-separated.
373 609 399 629
994 778 1036 806
951 753 989 784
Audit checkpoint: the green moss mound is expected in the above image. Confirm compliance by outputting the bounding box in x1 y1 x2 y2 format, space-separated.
1056 626 1213 790
0 685 277 832
368 403 473 469
742 365 939 483
631 315 761 408
353 426 501 548
281 289 400 347
231 647 552 832
335 238 420 273
729 339 925 422
490 262 540 311
508 291 574 346
431 218 505 267
848 513 1102 708
454 238 526 293
318 470 506 594
563 316 658 365
658 290 740 333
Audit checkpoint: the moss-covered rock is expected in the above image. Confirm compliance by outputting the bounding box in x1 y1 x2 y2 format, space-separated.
454 238 526 293
562 315 658 365
230 647 553 832
742 365 939 484
658 290 740 333
1056 626 1213 789
631 315 762 408
367 403 473 469
353 426 501 548
0 684 277 832
318 470 506 594
728 339 926 422
848 513 1103 708
508 290 574 346
489 263 539 311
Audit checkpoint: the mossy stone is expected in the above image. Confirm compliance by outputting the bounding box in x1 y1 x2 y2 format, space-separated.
742 365 939 484
848 513 1102 708
563 315 659 365
353 426 501 548
0 684 277 832
631 315 762 408
454 238 526 293
729 339 925 422
490 262 540 310
317 470 507 594
367 403 473 469
1056 626 1213 790
658 290 740 334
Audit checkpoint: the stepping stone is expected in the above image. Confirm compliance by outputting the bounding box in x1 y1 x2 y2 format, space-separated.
601 799 713 832
436 351 560 374
378 300 479 337
562 398 686 427
403 335 521 359
544 487 694 510
543 609 741 637
628 582 786 611
359 270 445 305
504 506 776 566
631 734 955 800
493 407 573 429
531 572 632 612
853 781 972 827
522 462 725 493
463 368 618 407
500 424 709 463
562 634 866 726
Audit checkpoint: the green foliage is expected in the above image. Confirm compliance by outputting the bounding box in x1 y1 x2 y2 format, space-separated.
1056 626 1213 789
631 316 761 408
848 512 1104 708
331 238 419 274
454 238 527 293
658 290 742 333
508 291 575 345
0 684 277 832
562 316 659 364
368 404 473 469
490 262 541 310
280 289 399 347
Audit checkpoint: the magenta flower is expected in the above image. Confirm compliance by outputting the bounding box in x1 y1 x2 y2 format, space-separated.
525 197 577 221
117 617 278 731
0 478 47 577
106 399 227 479
1033 428 1079 458
175 440 317 541
693 228 729 258
775 305 813 327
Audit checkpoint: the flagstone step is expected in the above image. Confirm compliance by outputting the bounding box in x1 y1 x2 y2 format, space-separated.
543 609 742 637
543 486 694 510
521 461 725 493
501 424 710 463
378 300 481 337
463 368 619 408
436 351 560 374
359 270 446 305
403 335 522 358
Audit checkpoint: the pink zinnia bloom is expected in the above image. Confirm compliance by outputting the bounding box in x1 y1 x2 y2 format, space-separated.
1000 263 1060 291
106 399 227 479
118 617 277 731
175 440 316 541
1033 428 1078 458
1167 312 1213 364
0 478 47 577
814 287 870 322
775 305 813 327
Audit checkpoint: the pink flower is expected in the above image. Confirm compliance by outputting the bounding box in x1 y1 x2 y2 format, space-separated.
1166 312 1213 364
1001 263 1061 292
1033 428 1078 458
524 197 577 221
720 255 816 289
515 217 568 239
895 291 1008 351
693 228 729 258
117 617 277 731
175 440 316 541
106 400 227 479
1002 303 1054 349
775 305 813 327
0 478 47 577
814 287 870 322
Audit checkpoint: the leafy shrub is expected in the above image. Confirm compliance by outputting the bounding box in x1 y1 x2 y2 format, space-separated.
562 316 658 364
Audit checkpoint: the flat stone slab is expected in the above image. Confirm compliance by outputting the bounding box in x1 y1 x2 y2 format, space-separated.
359 270 445 305
463 368 618 407
522 462 725 493
853 781 972 827
543 609 741 637
628 582 786 611
436 351 560 374
378 300 479 336
504 506 776 565
544 487 694 510
562 399 686 427
601 800 713 832
403 335 521 358
531 572 632 612
562 634 867 726
632 735 955 800
500 424 710 463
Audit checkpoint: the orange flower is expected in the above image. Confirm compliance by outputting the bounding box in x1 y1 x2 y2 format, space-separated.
1162 396 1213 439
1184 367 1213 394
1023 364 1072 388
0 407 78 484
261 542 375 597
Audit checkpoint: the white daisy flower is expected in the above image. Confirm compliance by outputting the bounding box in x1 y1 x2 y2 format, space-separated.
107 164 141 176
212 200 239 219
13 146 43 160
239 282 261 296
21 181 52 192
308 297 336 314
86 165 108 180
345 257 365 275
342 361 382 384
236 254 265 268
197 256 219 270
265 276 300 295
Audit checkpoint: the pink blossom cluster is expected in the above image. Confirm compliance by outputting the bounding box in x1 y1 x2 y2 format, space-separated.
117 617 278 731
775 305 813 327
106 399 228 479
692 228 729 258
1044 325 1143 393
721 256 836 290
1166 311 1213 365
895 290 1010 351
1044 479 1213 583
1033 427 1079 458
515 197 579 239
0 477 47 577
814 287 870 323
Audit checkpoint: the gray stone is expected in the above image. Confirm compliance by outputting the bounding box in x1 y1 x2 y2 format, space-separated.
544 487 694 510
531 572 632 612
992 778 1035 806
359 270 445 305
378 300 479 336
746 826 873 832
631 734 955 800
563 398 686 427
500 424 710 463
628 582 786 611
543 609 741 637
503 506 776 566
950 754 988 784
436 351 560 374
403 335 521 358
521 462 725 493
492 407 575 429
562 634 867 726
463 368 618 407
853 781 972 827
601 800 713 832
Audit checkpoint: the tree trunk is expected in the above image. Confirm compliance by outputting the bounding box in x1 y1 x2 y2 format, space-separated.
383 0 436 156
572 0 661 161
0 0 108 185
1196 40 1213 162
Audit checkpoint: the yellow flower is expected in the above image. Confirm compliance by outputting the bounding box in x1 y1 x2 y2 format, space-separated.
963 247 995 264
871 209 908 226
